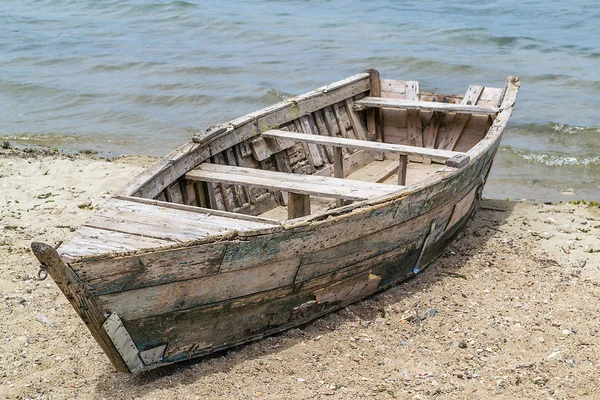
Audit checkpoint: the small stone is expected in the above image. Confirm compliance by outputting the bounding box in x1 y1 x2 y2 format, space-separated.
547 351 561 359
428 309 437 318
37 315 52 326
538 337 545 343
562 329 572 335
296 378 305 382
458 341 468 349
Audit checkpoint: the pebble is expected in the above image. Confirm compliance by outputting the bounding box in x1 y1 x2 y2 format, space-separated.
548 351 561 359
458 341 468 349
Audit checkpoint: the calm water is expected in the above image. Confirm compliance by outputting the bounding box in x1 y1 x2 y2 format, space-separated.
1 0 599 201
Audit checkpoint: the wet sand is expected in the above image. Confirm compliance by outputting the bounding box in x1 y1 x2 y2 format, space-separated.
1 148 599 399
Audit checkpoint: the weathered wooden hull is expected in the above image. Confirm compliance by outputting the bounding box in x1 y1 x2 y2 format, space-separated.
31 73 519 373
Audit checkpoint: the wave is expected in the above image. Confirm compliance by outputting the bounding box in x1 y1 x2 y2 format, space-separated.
500 146 600 167
0 132 133 146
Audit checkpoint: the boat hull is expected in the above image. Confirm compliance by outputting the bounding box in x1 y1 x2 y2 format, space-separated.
31 73 519 373
32 138 498 373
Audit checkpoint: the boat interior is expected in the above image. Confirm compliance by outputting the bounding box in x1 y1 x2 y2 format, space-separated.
59 74 507 261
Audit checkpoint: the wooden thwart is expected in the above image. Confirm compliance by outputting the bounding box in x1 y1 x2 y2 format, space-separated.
353 97 499 115
261 130 469 165
186 163 401 218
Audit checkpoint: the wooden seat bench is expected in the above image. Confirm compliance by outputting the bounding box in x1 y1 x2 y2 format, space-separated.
352 97 499 115
261 130 471 187
185 163 401 218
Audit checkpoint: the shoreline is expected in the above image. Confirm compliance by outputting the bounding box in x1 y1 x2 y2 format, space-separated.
1 147 599 399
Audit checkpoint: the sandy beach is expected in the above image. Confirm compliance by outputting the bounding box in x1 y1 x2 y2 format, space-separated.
1 147 599 399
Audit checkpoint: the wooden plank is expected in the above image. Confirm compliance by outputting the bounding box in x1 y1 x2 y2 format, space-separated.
224 147 247 207
97 258 301 320
288 193 311 219
178 179 190 205
79 198 279 246
31 243 130 372
446 186 478 229
437 85 485 151
262 130 469 164
193 182 207 207
380 79 408 97
205 182 218 210
100 198 274 231
313 110 335 161
314 271 381 304
233 143 267 201
365 69 383 143
186 163 399 201
307 114 332 163
477 87 504 107
446 154 471 169
78 243 227 296
299 116 325 167
353 97 499 114
291 120 317 174
344 98 368 140
424 111 443 149
251 135 297 162
332 102 353 140
84 214 221 243
59 226 174 261
213 153 237 211
322 106 349 157
398 155 408 186
114 196 280 225
405 81 423 147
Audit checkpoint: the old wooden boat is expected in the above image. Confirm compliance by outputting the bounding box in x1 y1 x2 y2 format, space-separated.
31 70 520 373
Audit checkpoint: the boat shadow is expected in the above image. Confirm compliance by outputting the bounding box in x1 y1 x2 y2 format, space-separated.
93 199 516 395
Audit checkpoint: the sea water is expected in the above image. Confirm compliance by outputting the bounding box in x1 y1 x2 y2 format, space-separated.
1 0 598 201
